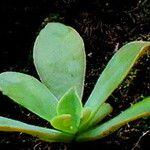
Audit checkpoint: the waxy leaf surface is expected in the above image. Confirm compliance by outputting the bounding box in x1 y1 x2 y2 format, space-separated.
77 97 150 141
50 114 73 133
33 23 86 99
79 107 92 129
79 103 112 131
55 88 82 133
85 41 150 117
0 72 58 121
88 103 113 128
0 117 72 142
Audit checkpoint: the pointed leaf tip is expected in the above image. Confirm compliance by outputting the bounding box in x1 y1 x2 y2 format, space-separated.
85 41 150 117
55 88 82 133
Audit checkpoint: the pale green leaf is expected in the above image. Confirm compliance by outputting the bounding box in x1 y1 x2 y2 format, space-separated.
88 103 112 128
79 103 112 132
76 97 150 141
0 72 58 121
0 117 72 142
50 114 74 133
79 107 92 128
85 41 150 116
33 22 86 99
55 88 82 133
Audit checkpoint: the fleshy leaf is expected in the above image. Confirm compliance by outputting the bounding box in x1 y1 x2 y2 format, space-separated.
76 97 150 142
89 103 113 127
0 72 58 121
79 103 112 132
33 22 86 99
85 41 150 117
50 114 74 133
56 88 82 133
0 117 72 142
79 107 92 128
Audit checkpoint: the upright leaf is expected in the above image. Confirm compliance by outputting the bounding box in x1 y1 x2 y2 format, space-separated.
87 103 113 128
0 72 58 121
33 23 86 99
79 107 92 129
85 41 150 116
76 97 150 141
79 103 112 132
0 117 72 142
51 88 82 133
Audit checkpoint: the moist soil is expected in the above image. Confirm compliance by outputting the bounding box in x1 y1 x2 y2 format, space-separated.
0 0 150 150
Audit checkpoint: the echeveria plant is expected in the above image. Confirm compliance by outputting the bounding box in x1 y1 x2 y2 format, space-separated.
0 23 150 142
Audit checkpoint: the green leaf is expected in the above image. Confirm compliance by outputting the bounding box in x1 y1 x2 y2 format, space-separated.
76 97 150 142
33 22 86 99
79 107 92 128
79 103 112 132
50 114 74 133
0 117 73 142
0 72 58 121
54 88 82 133
85 41 150 116
88 103 113 128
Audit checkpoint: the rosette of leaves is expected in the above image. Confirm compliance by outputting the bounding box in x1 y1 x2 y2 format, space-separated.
0 23 150 142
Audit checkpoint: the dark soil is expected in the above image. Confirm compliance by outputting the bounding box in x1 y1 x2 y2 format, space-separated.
0 0 150 149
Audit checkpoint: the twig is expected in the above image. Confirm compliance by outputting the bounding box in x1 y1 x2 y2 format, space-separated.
131 130 149 150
